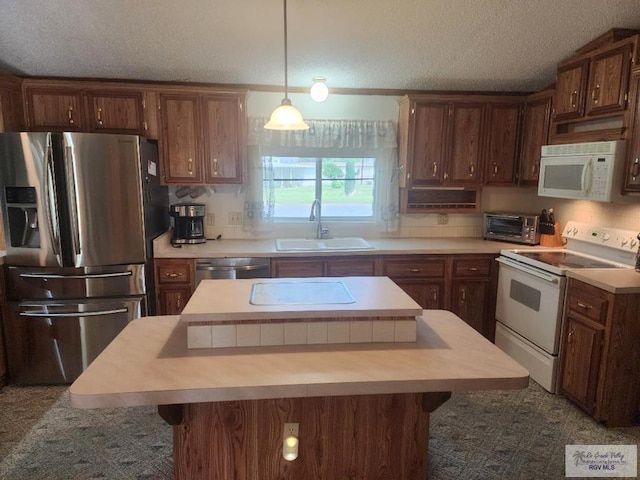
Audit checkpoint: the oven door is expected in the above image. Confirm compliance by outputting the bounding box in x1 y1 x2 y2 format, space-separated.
495 256 566 354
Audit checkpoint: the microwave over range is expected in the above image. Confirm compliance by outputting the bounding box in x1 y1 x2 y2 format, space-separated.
538 140 625 202
483 212 540 245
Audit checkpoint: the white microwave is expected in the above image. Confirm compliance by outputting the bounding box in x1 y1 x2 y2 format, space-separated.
538 140 625 202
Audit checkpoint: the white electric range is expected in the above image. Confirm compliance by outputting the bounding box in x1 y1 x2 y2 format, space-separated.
494 220 638 393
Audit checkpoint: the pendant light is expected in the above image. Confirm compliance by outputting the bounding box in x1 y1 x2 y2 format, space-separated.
264 0 309 131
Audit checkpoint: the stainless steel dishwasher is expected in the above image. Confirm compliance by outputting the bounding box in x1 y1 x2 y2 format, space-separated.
195 258 271 286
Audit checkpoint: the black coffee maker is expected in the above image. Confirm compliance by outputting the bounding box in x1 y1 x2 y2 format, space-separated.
170 203 206 245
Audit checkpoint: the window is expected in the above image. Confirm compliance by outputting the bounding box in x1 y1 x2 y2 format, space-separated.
264 156 376 219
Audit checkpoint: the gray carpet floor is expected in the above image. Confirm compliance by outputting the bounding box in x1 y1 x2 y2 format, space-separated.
0 380 638 479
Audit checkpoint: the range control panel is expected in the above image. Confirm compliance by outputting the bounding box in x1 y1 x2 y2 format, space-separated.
563 221 639 263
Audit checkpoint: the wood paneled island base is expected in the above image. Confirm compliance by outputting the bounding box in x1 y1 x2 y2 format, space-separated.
70 311 528 479
161 392 450 479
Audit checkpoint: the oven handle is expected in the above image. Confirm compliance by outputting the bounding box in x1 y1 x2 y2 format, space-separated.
496 257 560 284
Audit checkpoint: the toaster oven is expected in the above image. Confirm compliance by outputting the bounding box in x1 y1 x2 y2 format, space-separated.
483 212 540 245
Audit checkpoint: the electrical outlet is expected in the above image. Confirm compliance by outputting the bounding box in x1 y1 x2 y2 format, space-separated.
228 212 243 225
206 213 215 226
437 213 449 225
284 422 299 437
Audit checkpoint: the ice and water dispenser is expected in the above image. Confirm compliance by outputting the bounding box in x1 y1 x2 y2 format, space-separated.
5 186 40 248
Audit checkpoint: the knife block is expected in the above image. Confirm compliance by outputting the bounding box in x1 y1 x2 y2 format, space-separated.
539 222 564 247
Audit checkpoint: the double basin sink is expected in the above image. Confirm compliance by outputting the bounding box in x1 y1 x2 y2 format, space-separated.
275 237 374 251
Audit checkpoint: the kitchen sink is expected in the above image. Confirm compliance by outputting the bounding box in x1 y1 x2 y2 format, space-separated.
275 237 374 251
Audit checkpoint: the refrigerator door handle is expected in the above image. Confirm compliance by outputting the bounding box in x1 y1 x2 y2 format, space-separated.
19 271 133 280
64 144 82 260
44 136 63 265
19 308 128 318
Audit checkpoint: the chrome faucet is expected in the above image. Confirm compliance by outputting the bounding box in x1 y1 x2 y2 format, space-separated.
309 198 329 239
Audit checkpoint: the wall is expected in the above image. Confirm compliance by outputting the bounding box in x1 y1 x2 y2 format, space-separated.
169 91 640 241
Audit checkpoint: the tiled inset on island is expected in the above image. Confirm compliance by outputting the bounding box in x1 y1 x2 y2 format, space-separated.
187 316 418 349
180 276 423 350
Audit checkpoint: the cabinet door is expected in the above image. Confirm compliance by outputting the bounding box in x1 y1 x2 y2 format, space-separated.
624 71 640 192
484 103 521 185
408 102 448 186
559 316 604 414
393 280 443 310
447 103 485 185
24 87 85 131
586 44 632 116
272 259 325 278
519 92 552 185
158 286 193 315
553 59 589 121
202 95 244 184
450 279 488 336
159 93 202 183
86 90 145 134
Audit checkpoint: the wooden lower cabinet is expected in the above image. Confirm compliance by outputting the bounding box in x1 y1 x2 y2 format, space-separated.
154 259 195 315
271 257 377 278
558 278 640 426
382 254 496 340
167 392 448 480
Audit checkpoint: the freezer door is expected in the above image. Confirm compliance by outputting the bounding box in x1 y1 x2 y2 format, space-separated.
0 132 64 267
62 133 145 267
4 297 143 385
5 264 145 301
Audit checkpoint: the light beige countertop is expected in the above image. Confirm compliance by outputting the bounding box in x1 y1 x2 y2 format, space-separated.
567 268 640 294
153 231 525 259
182 276 422 323
69 310 529 409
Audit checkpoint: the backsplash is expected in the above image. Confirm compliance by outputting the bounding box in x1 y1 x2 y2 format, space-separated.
169 185 640 241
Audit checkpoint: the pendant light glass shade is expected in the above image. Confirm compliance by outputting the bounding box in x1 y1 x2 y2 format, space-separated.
265 0 309 131
264 98 309 130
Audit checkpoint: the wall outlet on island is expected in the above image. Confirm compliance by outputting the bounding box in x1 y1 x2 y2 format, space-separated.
437 213 449 225
228 212 243 225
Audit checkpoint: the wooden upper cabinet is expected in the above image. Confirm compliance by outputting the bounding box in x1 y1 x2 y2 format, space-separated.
24 86 85 131
447 102 485 185
0 76 25 132
407 102 448 186
483 103 522 185
158 90 246 185
86 90 145 134
159 93 202 183
519 90 553 185
624 71 640 192
202 95 244 184
553 59 589 121
585 43 633 116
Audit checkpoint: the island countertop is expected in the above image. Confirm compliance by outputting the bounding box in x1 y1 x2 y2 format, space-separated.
69 310 529 409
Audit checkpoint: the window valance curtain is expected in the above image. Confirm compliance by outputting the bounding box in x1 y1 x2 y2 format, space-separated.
244 117 400 234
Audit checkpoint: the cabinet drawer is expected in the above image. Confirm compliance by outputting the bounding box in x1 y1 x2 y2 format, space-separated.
326 258 376 277
156 260 193 285
565 281 609 325
453 258 491 277
382 258 446 278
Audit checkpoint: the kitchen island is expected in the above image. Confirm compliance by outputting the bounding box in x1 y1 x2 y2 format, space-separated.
70 278 529 479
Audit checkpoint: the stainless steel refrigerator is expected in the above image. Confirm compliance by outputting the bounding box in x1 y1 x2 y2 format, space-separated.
0 132 168 384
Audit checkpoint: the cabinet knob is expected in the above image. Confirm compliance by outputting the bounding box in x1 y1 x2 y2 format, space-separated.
96 107 103 126
570 91 577 109
166 272 183 278
631 158 639 179
187 158 193 175
468 267 478 272
176 294 183 310
68 105 74 125
460 288 466 302
591 85 600 105
432 161 438 177
469 163 475 176
212 157 219 176
408 268 421 273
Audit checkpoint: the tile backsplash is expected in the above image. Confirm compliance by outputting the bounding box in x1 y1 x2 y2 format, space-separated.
168 185 640 240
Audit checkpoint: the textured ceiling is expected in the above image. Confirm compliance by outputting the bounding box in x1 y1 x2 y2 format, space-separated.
1 0 640 93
